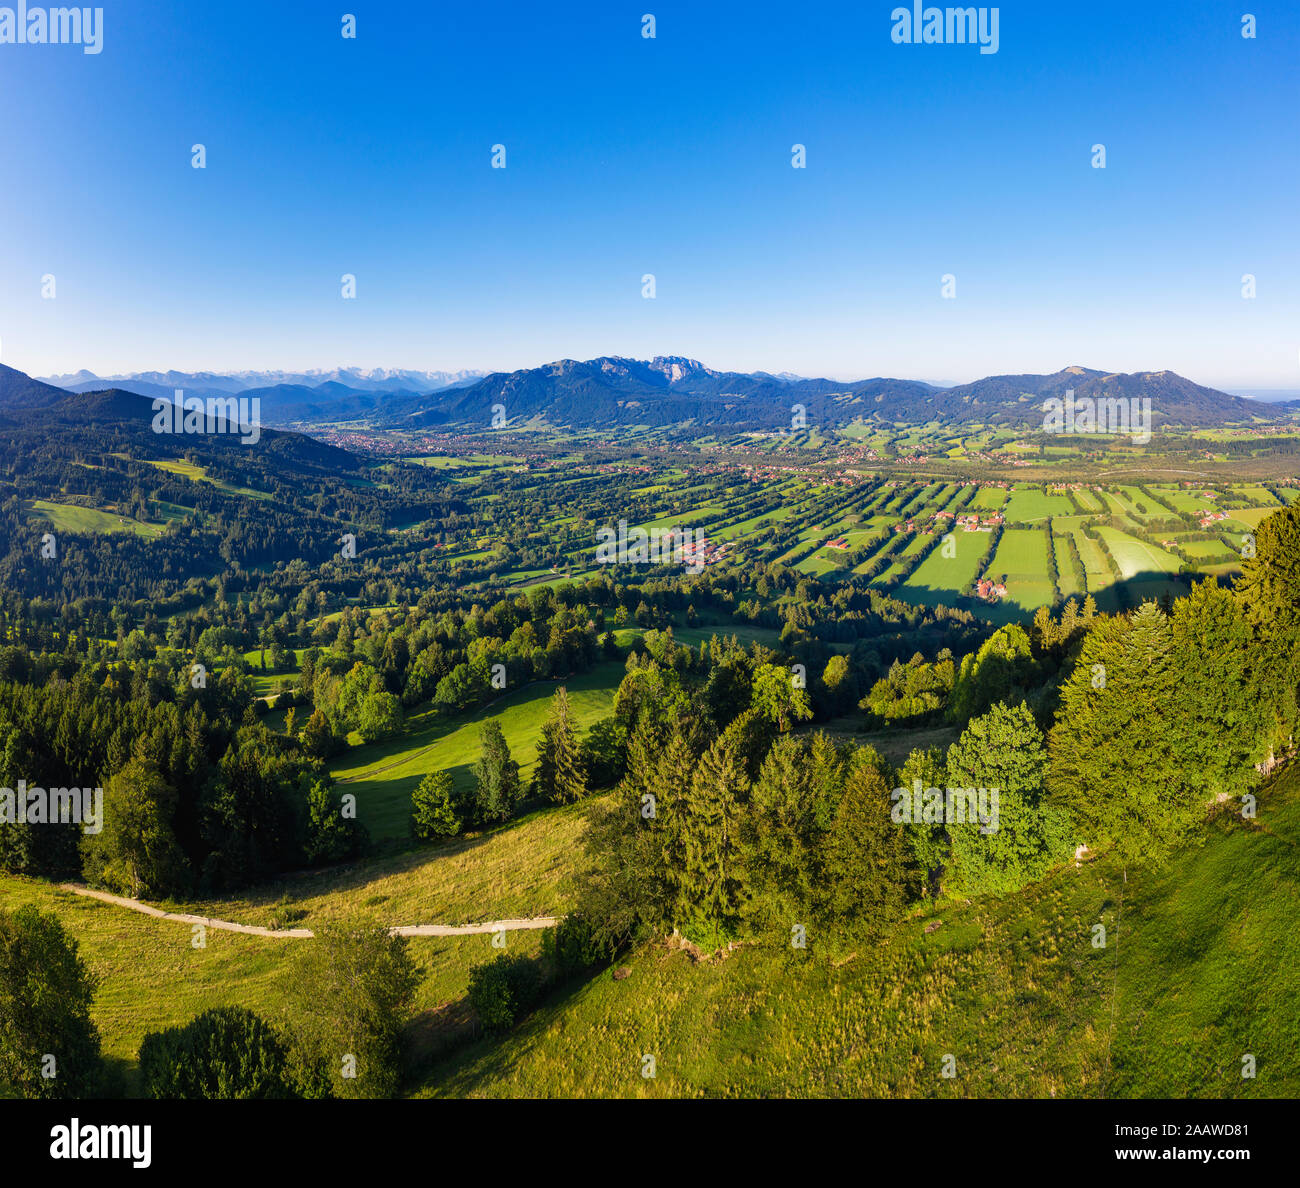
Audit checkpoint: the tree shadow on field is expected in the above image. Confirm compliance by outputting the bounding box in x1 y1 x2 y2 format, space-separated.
197 816 500 917
886 568 1192 625
404 960 617 1095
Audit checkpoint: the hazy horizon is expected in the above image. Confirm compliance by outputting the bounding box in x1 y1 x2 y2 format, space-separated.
19 357 1298 399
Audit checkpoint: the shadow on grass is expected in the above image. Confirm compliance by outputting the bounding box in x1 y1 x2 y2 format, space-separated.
878 568 1191 625
404 959 613 1095
192 794 597 921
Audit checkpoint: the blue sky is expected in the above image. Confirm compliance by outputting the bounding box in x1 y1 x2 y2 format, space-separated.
1 0 1297 386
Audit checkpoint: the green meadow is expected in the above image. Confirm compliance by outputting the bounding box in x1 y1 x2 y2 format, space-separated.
330 661 624 843
139 457 271 500
984 528 1055 612
26 499 164 538
1004 486 1075 522
897 528 986 608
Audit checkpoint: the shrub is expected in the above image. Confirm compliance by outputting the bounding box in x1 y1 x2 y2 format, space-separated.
138 1006 295 1099
467 954 543 1032
543 914 612 978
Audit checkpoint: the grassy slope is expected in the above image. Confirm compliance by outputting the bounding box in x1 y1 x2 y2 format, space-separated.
0 796 587 1093
415 767 1300 1099
26 499 163 538
4 764 1296 1099
331 661 623 842
164 796 601 929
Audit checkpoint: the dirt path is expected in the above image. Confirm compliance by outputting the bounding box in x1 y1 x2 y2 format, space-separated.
61 884 559 939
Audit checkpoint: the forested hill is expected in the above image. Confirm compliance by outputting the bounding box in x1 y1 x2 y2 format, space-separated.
0 367 468 603
0 363 73 409
0 366 359 470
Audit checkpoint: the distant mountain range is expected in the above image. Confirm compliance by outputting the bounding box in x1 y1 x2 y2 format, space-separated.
36 367 485 426
42 366 485 394
399 357 1290 431
11 357 1295 434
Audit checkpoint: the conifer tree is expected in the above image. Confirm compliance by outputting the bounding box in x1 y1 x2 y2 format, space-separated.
1234 504 1300 743
1048 602 1202 865
533 687 587 804
1168 579 1271 797
817 754 914 936
576 718 695 945
681 733 750 936
472 719 522 823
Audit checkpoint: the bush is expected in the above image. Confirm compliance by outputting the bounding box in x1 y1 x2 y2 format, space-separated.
543 914 612 978
138 1007 295 1099
467 954 543 1032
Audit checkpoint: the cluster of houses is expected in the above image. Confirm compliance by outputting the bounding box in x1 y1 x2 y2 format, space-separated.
1199 510 1230 528
678 536 730 567
954 512 1002 532
974 577 1008 602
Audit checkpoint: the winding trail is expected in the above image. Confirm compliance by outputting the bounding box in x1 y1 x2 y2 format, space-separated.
60 884 559 939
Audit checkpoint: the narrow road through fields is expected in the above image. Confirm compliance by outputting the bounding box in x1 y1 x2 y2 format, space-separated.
61 884 559 939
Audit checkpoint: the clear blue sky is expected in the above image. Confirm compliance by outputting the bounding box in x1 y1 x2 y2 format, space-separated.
1 0 1297 387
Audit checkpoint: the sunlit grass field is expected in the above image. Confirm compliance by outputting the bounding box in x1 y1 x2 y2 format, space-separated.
25 499 164 538
163 793 601 930
330 661 623 842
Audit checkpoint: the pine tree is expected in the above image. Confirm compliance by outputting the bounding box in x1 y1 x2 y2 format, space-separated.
1048 602 1201 866
533 687 587 804
1235 504 1300 742
817 755 914 937
681 733 750 938
1169 579 1271 797
575 717 693 946
742 732 845 932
